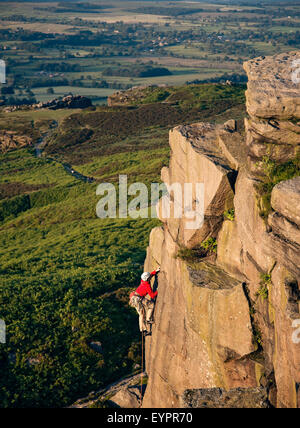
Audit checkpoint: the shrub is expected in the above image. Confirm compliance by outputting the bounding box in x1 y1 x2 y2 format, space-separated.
176 237 217 262
256 273 272 302
200 237 217 254
256 156 300 219
0 194 30 222
224 209 235 221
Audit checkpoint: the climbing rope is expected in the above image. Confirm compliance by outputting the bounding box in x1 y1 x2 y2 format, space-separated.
140 329 144 408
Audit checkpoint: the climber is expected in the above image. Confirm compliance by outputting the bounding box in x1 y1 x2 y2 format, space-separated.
129 268 160 337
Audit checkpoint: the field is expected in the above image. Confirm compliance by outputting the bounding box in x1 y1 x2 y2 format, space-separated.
0 1 299 104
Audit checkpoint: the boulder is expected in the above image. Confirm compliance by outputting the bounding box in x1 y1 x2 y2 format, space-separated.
109 386 141 408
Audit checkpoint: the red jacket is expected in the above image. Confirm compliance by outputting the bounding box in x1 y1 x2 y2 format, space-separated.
135 271 158 300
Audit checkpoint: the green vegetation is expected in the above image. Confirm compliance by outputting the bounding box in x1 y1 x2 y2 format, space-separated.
139 84 246 109
256 156 300 219
176 246 207 262
103 64 172 78
0 145 163 408
42 84 246 165
253 324 263 348
201 237 218 254
0 1 299 104
256 273 272 302
256 284 269 302
176 237 217 262
224 208 235 221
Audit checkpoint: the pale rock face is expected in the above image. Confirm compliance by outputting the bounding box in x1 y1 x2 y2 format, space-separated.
244 51 300 120
216 220 244 280
245 118 300 171
245 118 300 147
271 177 300 227
142 256 257 408
267 177 300 279
143 51 300 409
109 386 141 408
269 213 300 249
157 123 236 248
244 53 300 177
270 265 300 408
234 171 274 273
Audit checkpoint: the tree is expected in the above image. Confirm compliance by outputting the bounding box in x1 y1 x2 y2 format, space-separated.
1 86 14 95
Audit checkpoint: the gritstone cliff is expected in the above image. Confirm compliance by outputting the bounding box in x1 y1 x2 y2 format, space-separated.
142 51 300 409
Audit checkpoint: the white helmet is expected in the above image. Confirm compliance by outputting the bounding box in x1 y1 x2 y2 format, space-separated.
141 272 151 281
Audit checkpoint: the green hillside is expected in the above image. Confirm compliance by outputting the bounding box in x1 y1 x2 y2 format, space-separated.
0 83 246 407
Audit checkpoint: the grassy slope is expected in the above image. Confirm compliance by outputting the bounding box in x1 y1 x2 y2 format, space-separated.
44 83 246 164
0 147 163 407
0 83 246 407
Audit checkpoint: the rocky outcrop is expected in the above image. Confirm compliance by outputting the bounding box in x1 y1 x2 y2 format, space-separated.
156 122 242 248
143 52 300 409
182 387 269 408
244 52 300 120
108 85 167 107
244 51 300 177
32 95 92 110
70 373 145 408
0 131 32 153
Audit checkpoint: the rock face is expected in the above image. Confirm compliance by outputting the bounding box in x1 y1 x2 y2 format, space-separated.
244 51 300 120
156 122 240 248
143 52 300 409
244 51 300 178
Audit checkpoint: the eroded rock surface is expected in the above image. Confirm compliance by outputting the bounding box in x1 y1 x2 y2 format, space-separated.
244 51 300 120
157 122 240 248
182 387 269 408
143 51 300 409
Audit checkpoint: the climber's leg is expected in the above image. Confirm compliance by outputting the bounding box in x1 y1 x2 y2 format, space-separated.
139 307 147 332
144 298 155 323
130 296 147 332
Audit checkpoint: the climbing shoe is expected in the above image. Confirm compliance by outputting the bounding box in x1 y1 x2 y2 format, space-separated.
147 320 154 324
143 331 152 337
